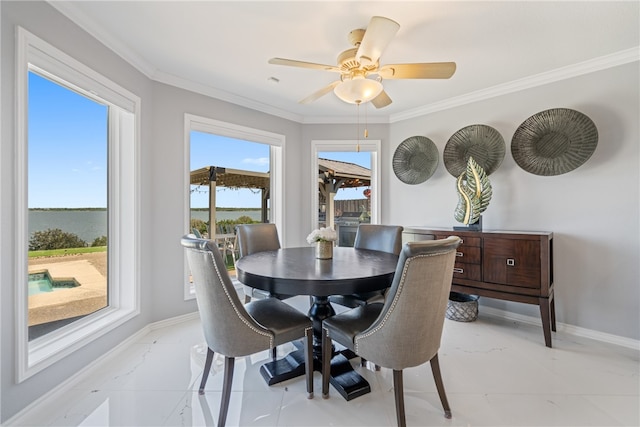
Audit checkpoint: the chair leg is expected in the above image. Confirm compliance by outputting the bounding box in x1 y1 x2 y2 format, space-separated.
271 347 277 361
218 356 235 427
199 347 215 395
430 353 452 419
393 369 406 427
321 328 331 398
304 327 314 399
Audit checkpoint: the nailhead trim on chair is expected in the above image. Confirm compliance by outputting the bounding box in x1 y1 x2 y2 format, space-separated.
199 248 274 348
355 251 450 353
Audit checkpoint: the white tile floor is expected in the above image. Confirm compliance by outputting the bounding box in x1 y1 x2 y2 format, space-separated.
11 295 639 427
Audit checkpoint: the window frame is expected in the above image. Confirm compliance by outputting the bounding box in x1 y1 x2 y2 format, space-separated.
15 27 141 381
183 114 285 299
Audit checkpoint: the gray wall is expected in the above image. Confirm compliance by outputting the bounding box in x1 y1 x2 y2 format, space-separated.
1 0 638 422
387 62 639 339
148 82 304 322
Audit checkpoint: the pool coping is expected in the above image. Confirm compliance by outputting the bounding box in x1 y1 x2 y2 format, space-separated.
27 259 107 326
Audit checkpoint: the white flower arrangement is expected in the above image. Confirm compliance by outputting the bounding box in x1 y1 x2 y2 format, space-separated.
306 227 337 244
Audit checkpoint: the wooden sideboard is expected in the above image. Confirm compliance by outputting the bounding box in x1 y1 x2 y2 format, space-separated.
403 227 555 347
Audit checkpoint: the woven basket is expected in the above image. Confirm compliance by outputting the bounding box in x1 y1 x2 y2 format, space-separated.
446 292 479 322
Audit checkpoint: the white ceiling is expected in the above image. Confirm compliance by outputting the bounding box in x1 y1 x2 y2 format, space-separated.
52 1 639 124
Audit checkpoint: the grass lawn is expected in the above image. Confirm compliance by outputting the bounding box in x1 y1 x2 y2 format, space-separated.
29 246 107 258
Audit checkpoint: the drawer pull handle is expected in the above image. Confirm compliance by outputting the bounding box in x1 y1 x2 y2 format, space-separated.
453 267 464 274
506 258 515 266
456 252 463 257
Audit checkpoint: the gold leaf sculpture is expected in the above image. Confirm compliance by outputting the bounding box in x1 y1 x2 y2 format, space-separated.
454 157 492 225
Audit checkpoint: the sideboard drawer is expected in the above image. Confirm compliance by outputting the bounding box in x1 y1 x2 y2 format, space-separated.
453 263 481 281
435 233 481 247
456 246 481 264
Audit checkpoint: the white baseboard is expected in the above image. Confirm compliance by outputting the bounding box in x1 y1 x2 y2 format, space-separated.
481 306 640 351
148 311 200 331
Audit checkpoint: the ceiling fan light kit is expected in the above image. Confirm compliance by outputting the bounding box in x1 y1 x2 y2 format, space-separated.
333 77 383 104
268 15 456 108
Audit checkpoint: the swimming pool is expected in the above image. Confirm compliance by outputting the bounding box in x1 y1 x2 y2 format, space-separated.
28 271 79 296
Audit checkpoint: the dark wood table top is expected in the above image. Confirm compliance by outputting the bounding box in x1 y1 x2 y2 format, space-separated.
235 246 398 297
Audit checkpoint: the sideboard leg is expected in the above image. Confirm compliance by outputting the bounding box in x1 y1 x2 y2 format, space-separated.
550 294 557 332
539 297 553 348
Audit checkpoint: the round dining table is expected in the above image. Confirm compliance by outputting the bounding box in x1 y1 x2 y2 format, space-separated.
236 246 398 401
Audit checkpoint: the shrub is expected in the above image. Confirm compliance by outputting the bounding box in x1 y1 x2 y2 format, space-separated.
29 228 87 251
235 215 256 225
91 235 107 247
190 218 208 235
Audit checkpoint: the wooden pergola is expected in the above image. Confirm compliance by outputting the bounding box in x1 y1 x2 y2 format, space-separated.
190 159 371 235
190 166 270 235
317 158 371 229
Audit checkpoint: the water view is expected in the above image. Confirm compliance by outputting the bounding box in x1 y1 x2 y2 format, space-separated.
29 209 263 242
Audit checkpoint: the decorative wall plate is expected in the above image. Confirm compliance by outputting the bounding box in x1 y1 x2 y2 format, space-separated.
444 124 505 177
511 108 598 176
392 136 439 185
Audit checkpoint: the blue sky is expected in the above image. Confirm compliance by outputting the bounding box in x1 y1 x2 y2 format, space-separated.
28 72 108 208
28 70 370 209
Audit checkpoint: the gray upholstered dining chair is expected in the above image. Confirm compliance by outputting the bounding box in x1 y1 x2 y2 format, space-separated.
181 234 313 427
329 224 404 308
321 236 461 427
236 223 293 303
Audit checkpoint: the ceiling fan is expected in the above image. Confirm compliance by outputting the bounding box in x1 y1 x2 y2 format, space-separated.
268 16 456 108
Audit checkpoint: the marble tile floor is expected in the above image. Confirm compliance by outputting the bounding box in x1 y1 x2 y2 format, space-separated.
11 295 639 427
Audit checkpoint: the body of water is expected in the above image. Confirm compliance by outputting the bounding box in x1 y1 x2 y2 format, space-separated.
29 210 107 243
29 209 263 242
190 209 263 223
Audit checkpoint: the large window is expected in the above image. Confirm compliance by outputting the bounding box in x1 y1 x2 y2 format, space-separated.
27 71 108 338
184 115 284 297
16 28 140 381
189 132 271 278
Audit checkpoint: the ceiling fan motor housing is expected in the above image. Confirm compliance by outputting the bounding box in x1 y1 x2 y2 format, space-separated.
337 47 379 74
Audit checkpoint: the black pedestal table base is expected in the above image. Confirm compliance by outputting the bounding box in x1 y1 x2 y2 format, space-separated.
258 341 370 401
259 346 307 386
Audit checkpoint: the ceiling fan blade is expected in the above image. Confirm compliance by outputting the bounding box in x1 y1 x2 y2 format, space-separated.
268 57 341 73
299 81 341 104
371 90 392 108
356 16 400 67
378 62 457 79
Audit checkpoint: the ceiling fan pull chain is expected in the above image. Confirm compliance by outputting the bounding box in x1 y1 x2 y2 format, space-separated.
364 102 369 139
356 102 361 152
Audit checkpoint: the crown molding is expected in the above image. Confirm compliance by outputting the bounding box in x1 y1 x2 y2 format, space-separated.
49 2 158 78
48 2 639 125
391 47 640 123
152 70 305 123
